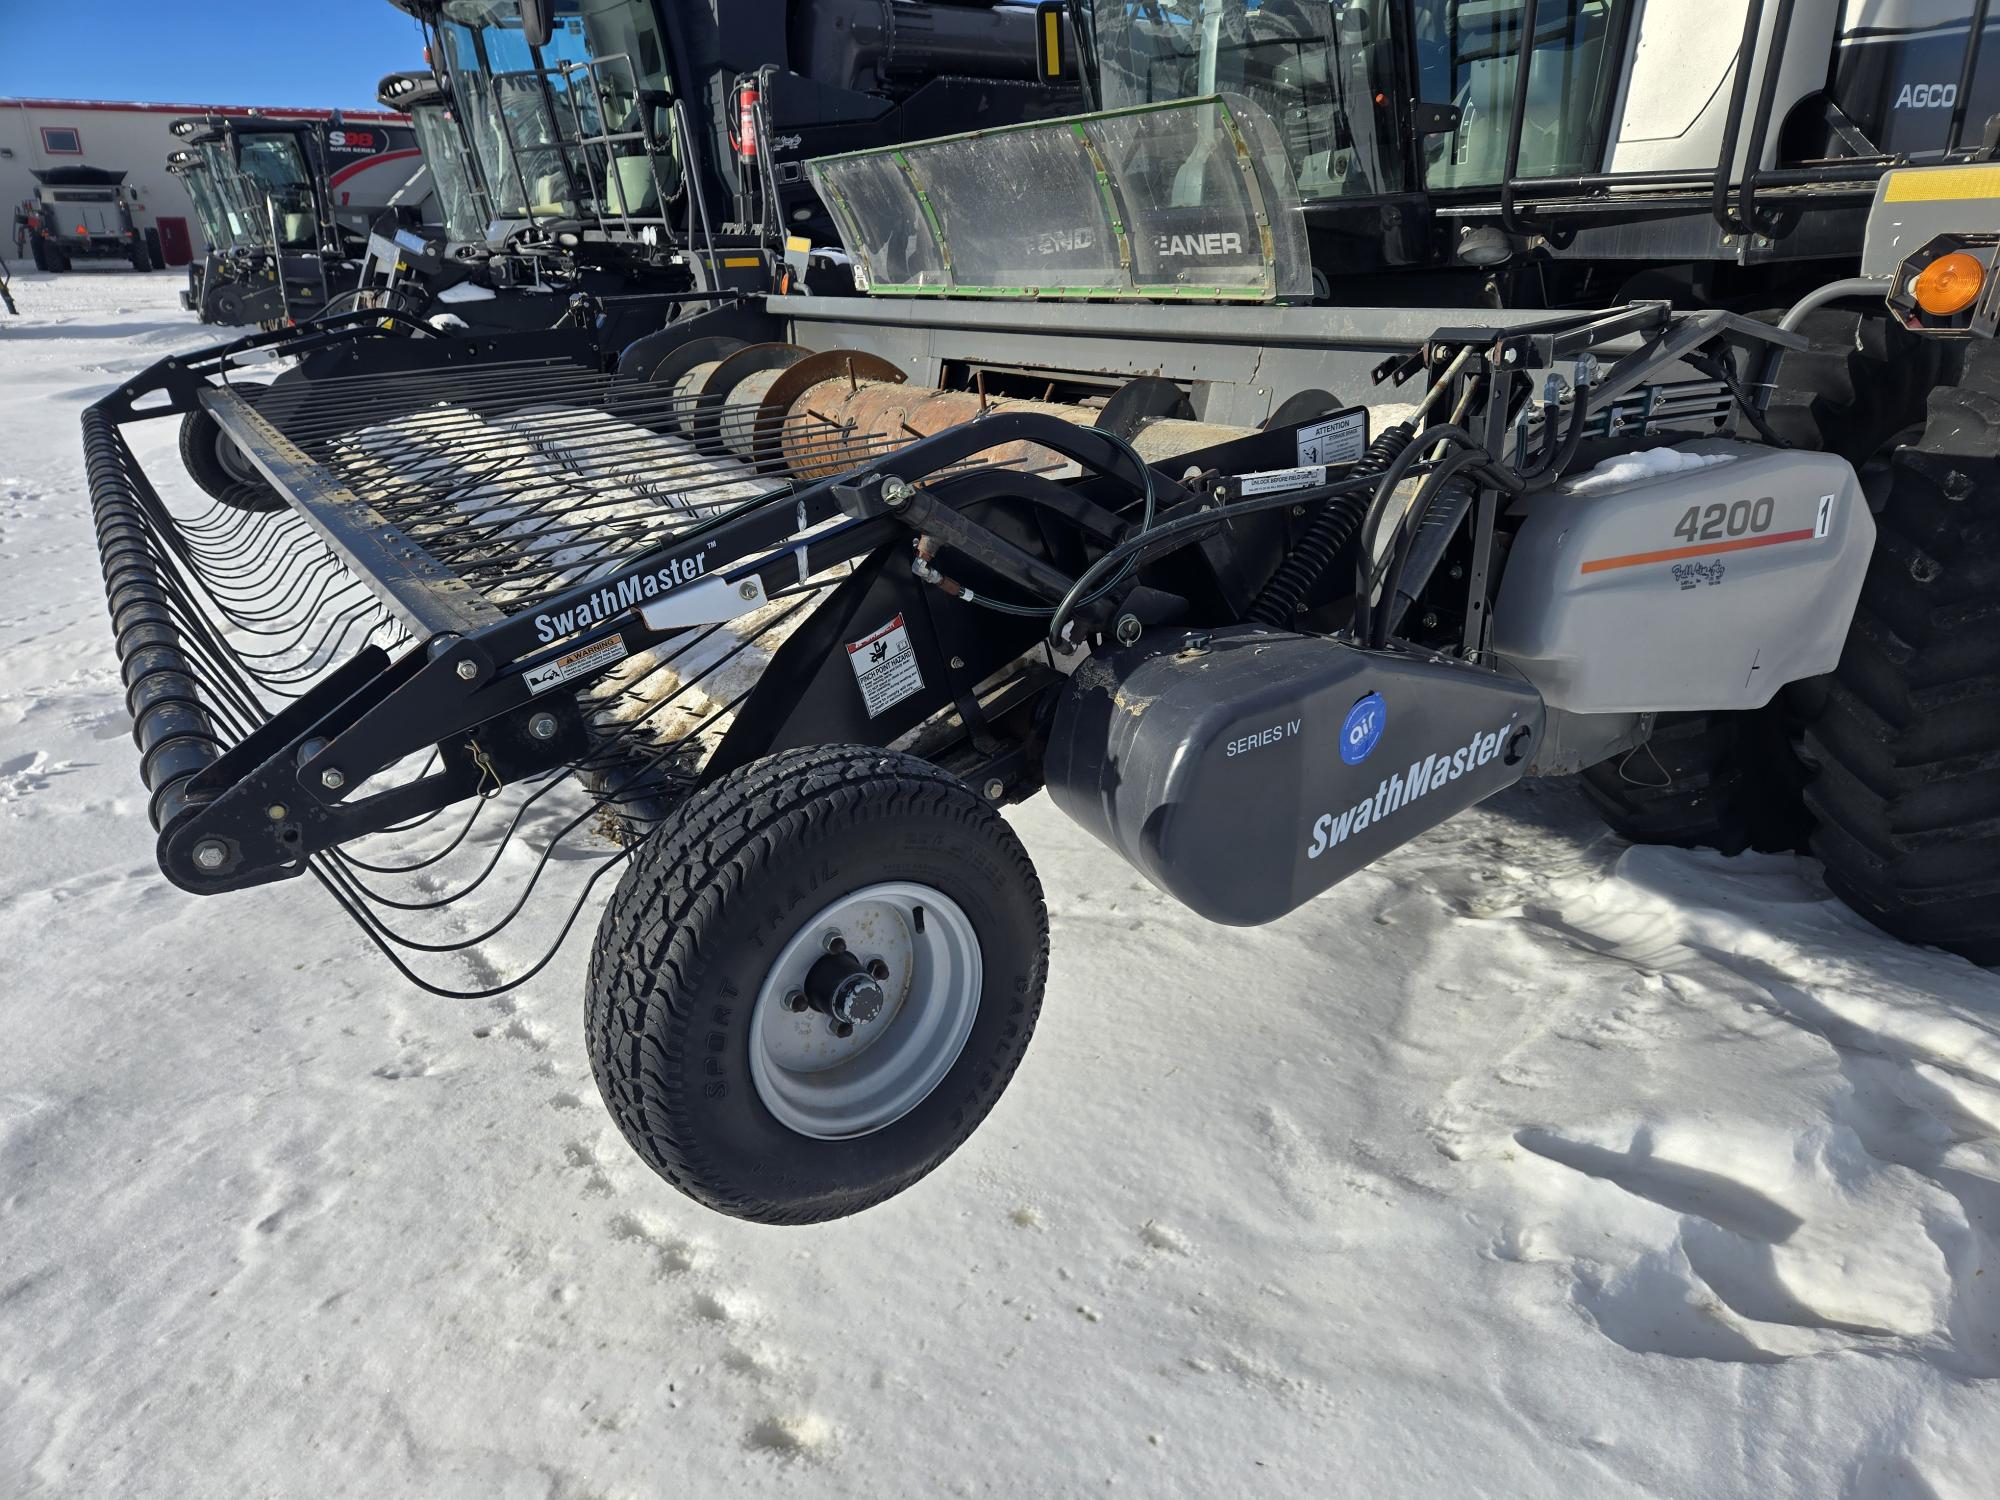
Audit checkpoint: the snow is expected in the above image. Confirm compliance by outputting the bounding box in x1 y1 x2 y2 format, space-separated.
1566 445 1737 495
5 265 2000 1498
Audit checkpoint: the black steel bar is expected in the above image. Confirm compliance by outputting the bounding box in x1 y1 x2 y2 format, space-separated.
1711 0 1769 233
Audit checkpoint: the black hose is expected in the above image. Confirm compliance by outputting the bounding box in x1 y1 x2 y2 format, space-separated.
1371 447 1526 649
1246 422 1418 628
1349 421 1480 646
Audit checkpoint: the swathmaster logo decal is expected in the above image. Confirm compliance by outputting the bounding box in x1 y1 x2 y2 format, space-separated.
532 552 706 643
1308 719 1520 860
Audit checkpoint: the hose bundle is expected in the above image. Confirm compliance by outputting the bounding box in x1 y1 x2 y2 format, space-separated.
1245 421 1418 628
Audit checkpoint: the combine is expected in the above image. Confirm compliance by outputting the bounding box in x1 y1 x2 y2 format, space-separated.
11 166 156 272
85 0 2000 1224
333 0 1078 326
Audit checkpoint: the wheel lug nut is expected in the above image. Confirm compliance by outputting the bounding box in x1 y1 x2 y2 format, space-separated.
867 958 889 981
823 932 847 954
831 1019 855 1039
784 990 809 1014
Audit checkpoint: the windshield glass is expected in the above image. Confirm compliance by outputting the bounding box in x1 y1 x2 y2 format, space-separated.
175 165 235 250
1075 0 1407 201
434 0 679 227
232 133 321 249
193 136 267 247
1413 0 1630 188
412 102 490 242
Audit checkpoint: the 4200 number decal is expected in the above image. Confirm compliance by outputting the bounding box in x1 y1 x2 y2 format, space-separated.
1673 495 1774 543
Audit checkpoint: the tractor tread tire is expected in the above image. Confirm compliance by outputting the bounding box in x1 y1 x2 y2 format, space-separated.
586 745 1048 1224
1802 379 2000 963
1763 306 1934 465
1581 708 1811 857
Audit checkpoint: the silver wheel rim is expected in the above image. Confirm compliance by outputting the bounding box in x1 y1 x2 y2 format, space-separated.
215 430 262 486
749 882 982 1140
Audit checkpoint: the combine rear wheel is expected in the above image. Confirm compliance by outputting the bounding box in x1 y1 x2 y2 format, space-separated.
586 746 1049 1223
178 409 286 514
1801 379 2000 963
1581 707 1810 856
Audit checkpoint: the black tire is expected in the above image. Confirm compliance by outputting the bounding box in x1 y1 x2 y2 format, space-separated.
1762 306 1937 466
1580 706 1812 857
587 745 1049 1224
28 236 48 273
177 409 286 514
47 243 70 273
144 228 163 270
1800 377 2000 963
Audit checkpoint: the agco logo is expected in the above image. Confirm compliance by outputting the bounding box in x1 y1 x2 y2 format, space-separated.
1154 231 1244 257
1341 692 1386 766
1897 83 1959 109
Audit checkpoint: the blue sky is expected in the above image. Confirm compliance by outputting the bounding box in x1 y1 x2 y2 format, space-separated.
0 1 431 113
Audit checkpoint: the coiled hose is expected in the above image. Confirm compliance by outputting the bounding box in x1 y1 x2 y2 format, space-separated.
1245 421 1419 628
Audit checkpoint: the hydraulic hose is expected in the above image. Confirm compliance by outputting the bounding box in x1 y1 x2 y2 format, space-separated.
1372 447 1526 649
1245 421 1418 628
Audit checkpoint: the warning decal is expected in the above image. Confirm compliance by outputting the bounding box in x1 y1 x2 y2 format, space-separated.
846 615 925 719
1293 408 1367 467
524 634 627 695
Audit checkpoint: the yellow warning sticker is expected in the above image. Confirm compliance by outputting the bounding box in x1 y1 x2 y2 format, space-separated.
1882 164 2000 203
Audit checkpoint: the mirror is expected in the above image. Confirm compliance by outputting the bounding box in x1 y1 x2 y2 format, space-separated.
520 0 553 48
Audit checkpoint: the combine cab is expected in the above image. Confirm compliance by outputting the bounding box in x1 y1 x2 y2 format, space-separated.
80 5 2000 1223
168 117 355 326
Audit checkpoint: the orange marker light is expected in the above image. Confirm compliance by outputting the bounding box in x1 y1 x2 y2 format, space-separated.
1913 251 1986 315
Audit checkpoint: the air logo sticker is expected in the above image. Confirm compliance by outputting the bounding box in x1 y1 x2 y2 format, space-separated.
1340 692 1386 766
846 615 924 719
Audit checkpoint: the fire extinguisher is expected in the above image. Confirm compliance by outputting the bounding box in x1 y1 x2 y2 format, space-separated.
734 80 760 161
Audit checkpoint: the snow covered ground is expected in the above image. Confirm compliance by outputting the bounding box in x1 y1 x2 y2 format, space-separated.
4 265 2000 1498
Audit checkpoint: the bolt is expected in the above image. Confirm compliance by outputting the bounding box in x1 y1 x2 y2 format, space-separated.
192 840 228 871
984 778 1005 802
823 932 847 955
455 659 478 682
1501 347 1518 365
784 990 810 1014
738 580 760 602
831 1019 856 1040
266 804 288 821
529 712 559 741
949 656 965 670
867 958 890 982
320 767 346 791
1182 631 1212 655
880 476 915 507
1115 613 1143 646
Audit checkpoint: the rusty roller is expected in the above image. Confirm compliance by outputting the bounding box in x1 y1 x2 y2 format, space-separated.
778 376 1255 480
683 345 1258 482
